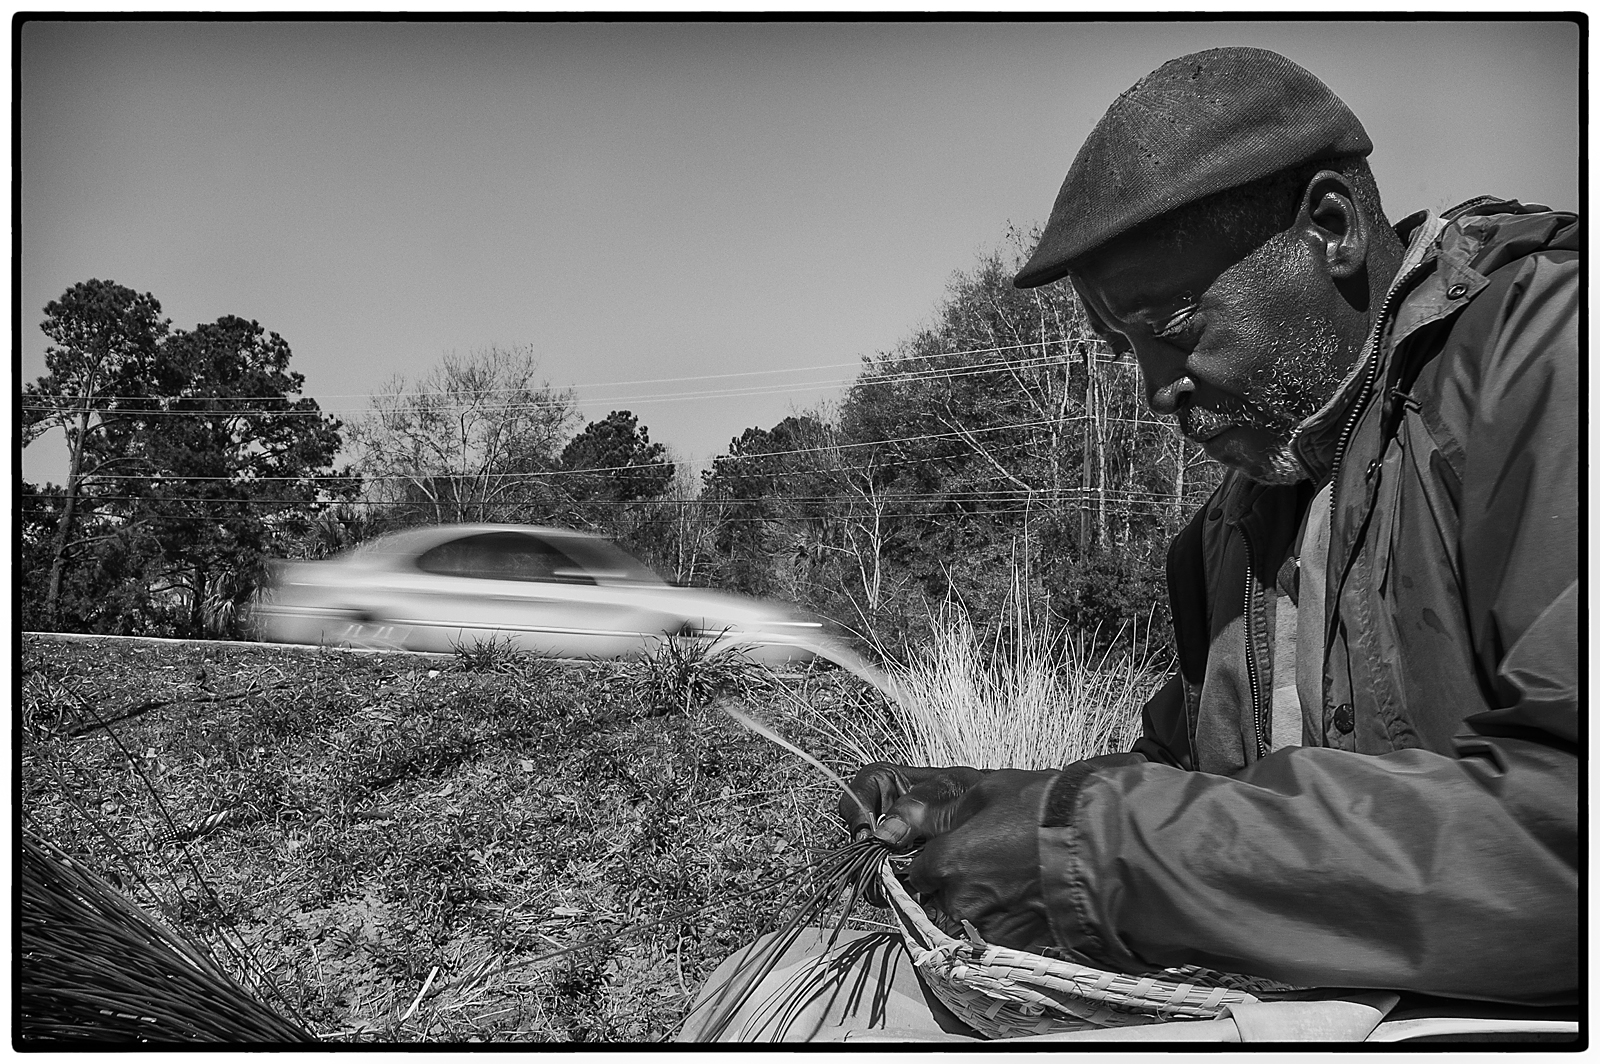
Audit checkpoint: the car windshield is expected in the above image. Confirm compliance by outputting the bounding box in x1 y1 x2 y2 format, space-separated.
545 534 666 585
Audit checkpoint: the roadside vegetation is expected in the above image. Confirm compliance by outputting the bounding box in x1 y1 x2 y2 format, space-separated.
20 635 898 1041
19 625 1162 1043
21 235 1221 660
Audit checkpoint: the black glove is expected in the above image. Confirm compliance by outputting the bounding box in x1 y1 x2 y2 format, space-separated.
837 762 989 850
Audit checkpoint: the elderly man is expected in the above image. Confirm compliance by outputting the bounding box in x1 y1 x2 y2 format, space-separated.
684 47 1577 1041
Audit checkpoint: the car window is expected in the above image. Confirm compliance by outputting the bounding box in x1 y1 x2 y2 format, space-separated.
546 535 665 584
416 533 596 585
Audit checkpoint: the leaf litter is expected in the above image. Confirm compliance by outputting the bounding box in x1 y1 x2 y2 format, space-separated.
20 634 896 1042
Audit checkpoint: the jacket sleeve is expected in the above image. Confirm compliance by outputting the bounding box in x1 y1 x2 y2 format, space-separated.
1036 251 1579 1006
1037 738 1577 1004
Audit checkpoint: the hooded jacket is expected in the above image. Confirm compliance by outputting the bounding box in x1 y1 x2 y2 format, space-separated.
1035 200 1580 1005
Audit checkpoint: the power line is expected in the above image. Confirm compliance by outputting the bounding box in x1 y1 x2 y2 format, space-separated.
49 408 1186 484
18 486 1204 512
17 506 1198 530
20 342 1135 419
21 338 1120 406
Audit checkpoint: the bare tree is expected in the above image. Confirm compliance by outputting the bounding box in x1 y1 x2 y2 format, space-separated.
348 345 578 524
665 464 716 585
838 451 894 613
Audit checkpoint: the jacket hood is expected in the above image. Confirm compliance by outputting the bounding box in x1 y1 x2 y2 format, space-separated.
1437 199 1580 275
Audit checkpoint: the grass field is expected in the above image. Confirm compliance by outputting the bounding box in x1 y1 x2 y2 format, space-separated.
20 634 904 1043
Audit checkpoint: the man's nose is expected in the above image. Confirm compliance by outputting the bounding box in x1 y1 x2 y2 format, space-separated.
1147 371 1198 416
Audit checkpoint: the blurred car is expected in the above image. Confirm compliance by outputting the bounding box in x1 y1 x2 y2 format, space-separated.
246 523 870 670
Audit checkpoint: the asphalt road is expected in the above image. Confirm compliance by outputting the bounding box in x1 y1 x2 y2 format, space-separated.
20 631 457 660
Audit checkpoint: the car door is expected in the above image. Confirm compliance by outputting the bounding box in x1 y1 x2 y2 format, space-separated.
405 531 666 657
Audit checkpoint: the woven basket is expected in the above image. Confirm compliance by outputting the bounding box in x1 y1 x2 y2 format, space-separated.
877 861 1297 1039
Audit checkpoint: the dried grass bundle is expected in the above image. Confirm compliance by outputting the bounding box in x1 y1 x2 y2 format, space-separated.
17 827 316 1044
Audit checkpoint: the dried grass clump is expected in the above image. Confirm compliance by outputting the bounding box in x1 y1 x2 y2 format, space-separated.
17 827 316 1044
810 600 1160 771
449 633 532 674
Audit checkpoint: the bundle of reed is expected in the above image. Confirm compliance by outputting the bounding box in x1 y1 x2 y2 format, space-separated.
679 836 892 1041
675 708 897 1040
18 827 317 1044
714 703 1301 1042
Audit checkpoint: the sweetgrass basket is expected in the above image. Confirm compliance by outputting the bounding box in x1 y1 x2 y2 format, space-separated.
877 861 1297 1039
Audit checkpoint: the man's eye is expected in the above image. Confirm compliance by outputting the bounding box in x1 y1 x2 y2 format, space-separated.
1153 307 1200 341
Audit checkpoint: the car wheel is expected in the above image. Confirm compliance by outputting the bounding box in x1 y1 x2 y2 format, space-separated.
330 609 411 651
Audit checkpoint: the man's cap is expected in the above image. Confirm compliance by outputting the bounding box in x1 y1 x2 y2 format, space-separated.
1014 47 1372 289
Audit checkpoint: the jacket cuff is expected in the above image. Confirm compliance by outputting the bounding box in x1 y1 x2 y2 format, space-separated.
1038 753 1145 955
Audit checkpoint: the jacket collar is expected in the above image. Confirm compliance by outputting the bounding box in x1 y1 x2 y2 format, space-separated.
1288 209 1452 485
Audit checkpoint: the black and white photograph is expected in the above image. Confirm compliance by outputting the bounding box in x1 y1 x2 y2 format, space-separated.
16 16 1581 1046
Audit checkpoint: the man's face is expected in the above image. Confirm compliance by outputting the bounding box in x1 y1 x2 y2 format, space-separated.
1070 219 1362 483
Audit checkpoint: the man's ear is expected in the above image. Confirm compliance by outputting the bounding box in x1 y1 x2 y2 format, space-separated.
1301 171 1367 281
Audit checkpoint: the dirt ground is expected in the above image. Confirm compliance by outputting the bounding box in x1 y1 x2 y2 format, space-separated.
19 634 895 1043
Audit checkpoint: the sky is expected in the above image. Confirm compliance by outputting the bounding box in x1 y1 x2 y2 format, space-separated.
17 17 1581 486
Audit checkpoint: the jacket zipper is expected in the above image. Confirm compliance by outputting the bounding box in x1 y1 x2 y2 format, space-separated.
1314 257 1432 747
1327 257 1432 529
1331 259 1433 515
1241 533 1267 761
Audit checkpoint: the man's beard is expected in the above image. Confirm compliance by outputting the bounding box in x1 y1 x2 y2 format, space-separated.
1178 398 1307 484
1177 317 1350 485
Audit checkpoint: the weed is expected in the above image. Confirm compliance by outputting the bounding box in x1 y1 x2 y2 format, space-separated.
450 634 551 677
628 631 769 716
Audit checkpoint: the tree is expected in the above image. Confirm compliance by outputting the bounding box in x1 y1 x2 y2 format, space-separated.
347 346 578 525
23 280 171 625
695 231 1225 652
702 414 841 601
106 315 350 634
552 409 678 570
21 288 350 636
557 410 673 507
658 464 718 586
833 231 1224 645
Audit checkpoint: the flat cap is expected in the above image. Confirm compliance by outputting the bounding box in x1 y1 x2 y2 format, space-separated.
1014 47 1372 289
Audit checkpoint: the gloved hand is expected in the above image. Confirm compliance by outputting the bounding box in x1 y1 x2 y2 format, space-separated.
839 762 1059 951
836 763 991 848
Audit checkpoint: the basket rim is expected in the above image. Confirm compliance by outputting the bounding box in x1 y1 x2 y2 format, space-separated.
874 860 1272 1012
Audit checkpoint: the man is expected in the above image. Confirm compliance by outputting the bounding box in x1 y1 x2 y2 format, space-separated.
845 46 1578 1008
683 46 1577 1040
